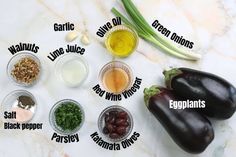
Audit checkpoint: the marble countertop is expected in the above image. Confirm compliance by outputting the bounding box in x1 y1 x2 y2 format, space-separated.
0 0 236 157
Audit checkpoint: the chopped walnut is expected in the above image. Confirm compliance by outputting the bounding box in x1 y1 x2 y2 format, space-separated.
11 57 40 84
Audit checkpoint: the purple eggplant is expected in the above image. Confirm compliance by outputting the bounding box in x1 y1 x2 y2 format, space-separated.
144 86 214 154
163 68 236 119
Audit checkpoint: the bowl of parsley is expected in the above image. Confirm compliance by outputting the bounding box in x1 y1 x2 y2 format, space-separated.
49 99 85 135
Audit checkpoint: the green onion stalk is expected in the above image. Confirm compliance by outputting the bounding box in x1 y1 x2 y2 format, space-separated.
111 0 201 61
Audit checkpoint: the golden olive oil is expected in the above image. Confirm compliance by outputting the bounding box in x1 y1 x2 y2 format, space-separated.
106 29 137 57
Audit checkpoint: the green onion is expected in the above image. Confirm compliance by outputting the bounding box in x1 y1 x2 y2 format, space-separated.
112 8 193 60
112 0 201 61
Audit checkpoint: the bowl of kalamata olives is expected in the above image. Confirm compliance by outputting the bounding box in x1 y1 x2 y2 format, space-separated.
98 105 133 142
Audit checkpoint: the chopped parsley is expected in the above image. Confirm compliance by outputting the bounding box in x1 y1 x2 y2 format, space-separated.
55 102 83 131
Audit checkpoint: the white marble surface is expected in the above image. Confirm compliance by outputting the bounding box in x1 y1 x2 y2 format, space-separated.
0 0 236 157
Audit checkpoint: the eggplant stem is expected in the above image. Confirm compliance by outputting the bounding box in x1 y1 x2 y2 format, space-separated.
163 68 182 89
144 85 161 106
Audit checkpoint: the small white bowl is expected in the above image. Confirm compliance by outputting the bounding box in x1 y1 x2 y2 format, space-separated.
49 99 85 135
99 61 133 94
7 52 41 87
55 54 89 88
98 105 133 142
1 90 37 123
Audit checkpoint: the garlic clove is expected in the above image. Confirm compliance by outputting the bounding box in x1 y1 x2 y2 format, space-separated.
65 31 79 42
81 34 90 45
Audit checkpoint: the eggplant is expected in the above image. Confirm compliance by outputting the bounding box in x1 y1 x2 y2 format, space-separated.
144 86 214 154
163 68 236 119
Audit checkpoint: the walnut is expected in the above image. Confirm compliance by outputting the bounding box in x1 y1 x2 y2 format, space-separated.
11 57 40 85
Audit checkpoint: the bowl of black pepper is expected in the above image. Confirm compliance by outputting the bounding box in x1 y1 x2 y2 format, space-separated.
98 105 133 142
7 52 41 87
1 90 37 123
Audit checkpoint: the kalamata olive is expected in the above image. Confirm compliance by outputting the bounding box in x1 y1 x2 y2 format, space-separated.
109 111 118 117
112 125 117 133
115 119 126 126
121 121 129 127
118 111 128 119
103 127 109 134
105 114 109 122
116 126 126 135
108 116 115 124
121 117 128 121
103 110 131 139
106 124 114 133
109 133 120 139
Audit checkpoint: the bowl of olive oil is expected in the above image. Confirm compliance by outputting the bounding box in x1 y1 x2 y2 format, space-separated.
105 25 139 58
